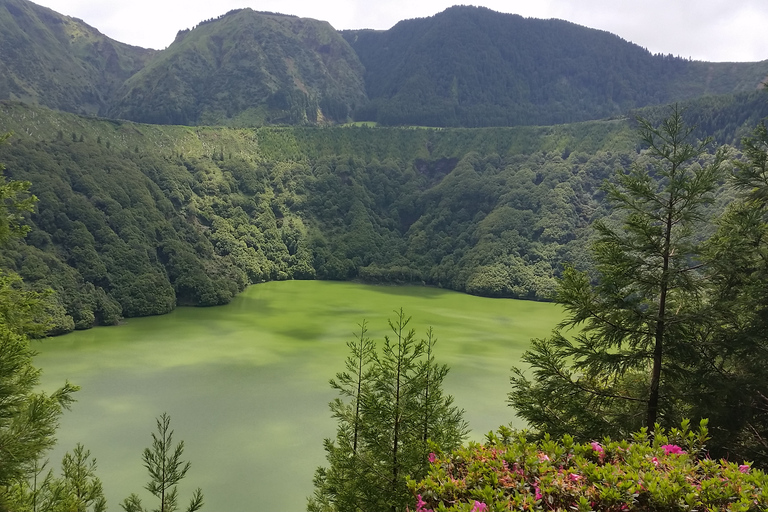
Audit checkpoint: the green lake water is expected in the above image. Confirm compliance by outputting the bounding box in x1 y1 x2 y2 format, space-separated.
34 281 563 511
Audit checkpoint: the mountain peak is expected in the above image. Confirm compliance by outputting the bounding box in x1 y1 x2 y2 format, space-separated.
108 7 366 126
2 0 767 127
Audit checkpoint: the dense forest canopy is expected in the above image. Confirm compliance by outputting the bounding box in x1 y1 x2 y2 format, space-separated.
1 92 764 333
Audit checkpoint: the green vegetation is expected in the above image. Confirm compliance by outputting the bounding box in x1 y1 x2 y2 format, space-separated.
0 97 763 334
9 443 107 512
0 102 632 332
309 311 468 511
3 0 768 128
410 421 768 511
122 413 203 512
343 6 768 127
0 133 78 510
510 106 727 438
0 0 154 115
108 9 366 126
2 4 768 506
505 109 768 480
399 109 768 512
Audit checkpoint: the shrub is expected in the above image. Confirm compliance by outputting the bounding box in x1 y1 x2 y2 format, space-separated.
408 420 768 511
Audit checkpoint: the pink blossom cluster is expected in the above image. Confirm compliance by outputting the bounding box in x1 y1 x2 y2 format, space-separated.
412 432 765 512
414 494 431 512
471 501 487 512
661 444 686 455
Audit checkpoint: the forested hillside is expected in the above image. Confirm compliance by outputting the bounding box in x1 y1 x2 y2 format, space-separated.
1 0 767 128
1 93 765 333
343 5 768 126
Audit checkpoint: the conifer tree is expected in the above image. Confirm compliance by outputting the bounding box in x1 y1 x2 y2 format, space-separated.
509 106 726 439
54 444 107 512
365 309 426 511
13 444 108 512
693 119 768 464
309 322 377 511
121 413 203 512
309 310 467 512
416 328 465 457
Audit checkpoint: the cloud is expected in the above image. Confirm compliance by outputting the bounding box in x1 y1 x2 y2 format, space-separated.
541 0 768 61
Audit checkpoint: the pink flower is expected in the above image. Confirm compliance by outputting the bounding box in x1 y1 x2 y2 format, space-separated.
538 452 550 462
568 473 582 482
428 452 437 463
591 442 604 454
652 457 659 466
739 464 750 474
661 444 686 455
534 484 542 500
471 501 488 512
415 494 428 512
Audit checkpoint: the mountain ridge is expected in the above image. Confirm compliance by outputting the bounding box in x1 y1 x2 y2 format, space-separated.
343 5 768 126
1 0 767 127
107 8 367 126
0 0 156 115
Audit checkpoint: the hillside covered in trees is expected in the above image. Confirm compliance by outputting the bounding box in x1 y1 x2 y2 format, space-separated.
1 0 767 127
0 92 766 333
0 0 155 114
343 6 768 127
107 9 367 126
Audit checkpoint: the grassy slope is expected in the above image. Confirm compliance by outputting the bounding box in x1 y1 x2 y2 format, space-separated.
0 0 154 114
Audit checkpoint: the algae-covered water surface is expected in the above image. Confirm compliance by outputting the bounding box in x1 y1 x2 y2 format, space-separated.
35 281 563 511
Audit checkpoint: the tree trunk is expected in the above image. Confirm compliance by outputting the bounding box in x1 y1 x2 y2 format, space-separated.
647 194 674 431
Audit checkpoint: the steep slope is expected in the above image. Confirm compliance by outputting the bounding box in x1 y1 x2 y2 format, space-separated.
108 9 367 126
2 94 765 331
0 0 155 115
343 5 768 127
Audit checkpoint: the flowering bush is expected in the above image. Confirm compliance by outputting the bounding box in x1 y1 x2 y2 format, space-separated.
408 420 768 511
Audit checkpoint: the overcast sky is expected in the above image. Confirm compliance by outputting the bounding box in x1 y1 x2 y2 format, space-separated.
30 0 768 62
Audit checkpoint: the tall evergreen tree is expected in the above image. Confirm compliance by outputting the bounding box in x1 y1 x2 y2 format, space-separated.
415 328 465 464
509 106 726 439
309 310 467 512
309 322 377 511
691 119 768 464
